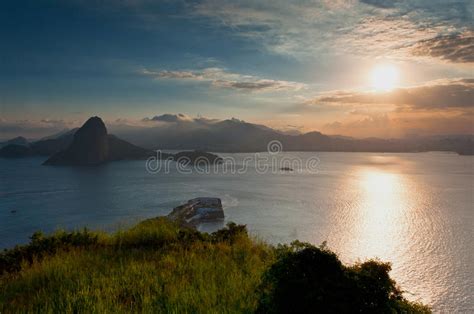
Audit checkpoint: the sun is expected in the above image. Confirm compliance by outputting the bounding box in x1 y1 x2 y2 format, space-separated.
370 64 399 91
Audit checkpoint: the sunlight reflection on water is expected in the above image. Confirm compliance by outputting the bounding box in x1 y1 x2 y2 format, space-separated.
329 159 469 311
354 169 404 256
0 152 472 312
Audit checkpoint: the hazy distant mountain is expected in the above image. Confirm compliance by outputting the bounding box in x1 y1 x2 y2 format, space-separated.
0 136 29 148
114 118 280 152
39 128 78 141
0 128 77 158
2 116 473 158
30 129 77 156
112 116 473 155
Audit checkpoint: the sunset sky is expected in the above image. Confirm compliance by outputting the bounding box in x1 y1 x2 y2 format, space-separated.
1 0 473 139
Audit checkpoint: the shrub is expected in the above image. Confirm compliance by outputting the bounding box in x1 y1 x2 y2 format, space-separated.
0 220 431 313
211 222 248 244
0 219 271 313
0 229 100 275
113 217 180 248
257 241 431 313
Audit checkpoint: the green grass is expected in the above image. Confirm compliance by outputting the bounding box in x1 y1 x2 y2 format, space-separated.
0 218 430 313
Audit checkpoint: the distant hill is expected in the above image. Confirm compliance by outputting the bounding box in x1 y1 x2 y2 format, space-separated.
0 136 29 148
0 129 76 158
2 116 473 157
112 118 474 155
38 128 78 141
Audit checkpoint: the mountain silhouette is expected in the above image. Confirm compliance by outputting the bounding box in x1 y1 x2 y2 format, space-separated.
44 117 158 165
2 116 473 158
0 129 76 158
0 136 29 148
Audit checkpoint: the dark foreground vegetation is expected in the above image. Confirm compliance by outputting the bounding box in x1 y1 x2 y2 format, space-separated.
0 218 430 313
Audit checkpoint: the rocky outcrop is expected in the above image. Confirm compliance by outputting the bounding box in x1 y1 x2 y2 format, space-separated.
167 197 224 226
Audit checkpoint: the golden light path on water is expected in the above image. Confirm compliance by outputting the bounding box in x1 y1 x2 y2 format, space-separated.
325 155 461 310
351 169 405 258
1 153 472 311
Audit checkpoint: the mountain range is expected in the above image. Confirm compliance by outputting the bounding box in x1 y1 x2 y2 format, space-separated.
111 117 473 155
1 116 473 157
0 117 224 165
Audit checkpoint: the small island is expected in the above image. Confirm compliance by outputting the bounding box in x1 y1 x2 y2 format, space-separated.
167 197 224 226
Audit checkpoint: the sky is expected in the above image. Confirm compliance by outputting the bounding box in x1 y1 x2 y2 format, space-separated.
0 0 473 139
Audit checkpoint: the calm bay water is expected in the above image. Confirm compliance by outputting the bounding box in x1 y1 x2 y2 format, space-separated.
0 152 473 312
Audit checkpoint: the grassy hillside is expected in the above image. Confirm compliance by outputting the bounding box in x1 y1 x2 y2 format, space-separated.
0 218 430 313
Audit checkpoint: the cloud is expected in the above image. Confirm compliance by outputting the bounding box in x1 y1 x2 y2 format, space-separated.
191 0 473 62
359 0 398 8
321 111 474 138
299 78 474 138
411 31 474 63
192 0 360 58
152 70 203 80
142 113 192 123
139 114 222 127
68 0 473 63
141 67 305 92
307 78 474 110
336 16 445 59
275 124 304 135
0 119 76 140
285 78 474 137
212 79 303 91
338 1 474 62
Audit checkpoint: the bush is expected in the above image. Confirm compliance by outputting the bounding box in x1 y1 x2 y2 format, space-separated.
257 241 430 313
0 229 100 275
211 222 248 244
0 220 430 313
0 219 271 313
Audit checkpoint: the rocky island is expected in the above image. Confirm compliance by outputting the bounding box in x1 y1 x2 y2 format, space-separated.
167 197 224 226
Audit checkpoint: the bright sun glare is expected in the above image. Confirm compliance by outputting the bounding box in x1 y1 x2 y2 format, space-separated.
370 64 399 91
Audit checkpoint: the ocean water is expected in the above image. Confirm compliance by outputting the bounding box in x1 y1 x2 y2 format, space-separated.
0 152 473 312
